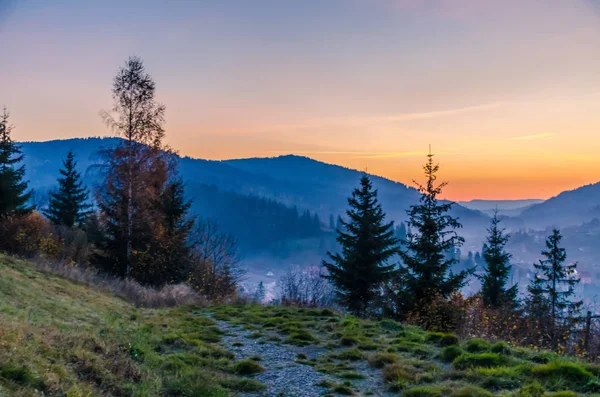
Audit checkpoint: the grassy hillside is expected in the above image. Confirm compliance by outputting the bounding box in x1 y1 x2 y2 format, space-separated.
2 254 599 396
211 305 600 396
0 255 262 396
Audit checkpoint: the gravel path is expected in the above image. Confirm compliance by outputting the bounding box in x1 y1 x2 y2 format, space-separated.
204 314 393 397
208 314 332 396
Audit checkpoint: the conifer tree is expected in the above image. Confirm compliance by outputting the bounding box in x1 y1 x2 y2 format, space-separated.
44 150 91 227
0 107 33 218
532 229 582 342
479 213 518 308
135 178 195 286
395 222 407 243
397 152 472 316
255 281 266 302
525 272 549 320
323 175 398 315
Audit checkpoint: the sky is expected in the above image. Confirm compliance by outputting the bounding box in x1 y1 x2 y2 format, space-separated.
1 0 600 201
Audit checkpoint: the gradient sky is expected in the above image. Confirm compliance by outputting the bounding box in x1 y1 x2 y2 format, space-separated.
1 0 600 200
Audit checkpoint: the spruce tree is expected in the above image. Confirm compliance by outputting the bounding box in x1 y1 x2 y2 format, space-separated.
398 152 472 316
479 213 518 308
533 229 582 342
44 150 91 227
323 175 398 315
0 107 33 218
396 222 407 243
127 177 195 286
255 281 266 302
525 272 549 320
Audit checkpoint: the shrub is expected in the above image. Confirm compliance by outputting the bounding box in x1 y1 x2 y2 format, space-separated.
451 385 493 397
340 335 359 346
440 346 464 362
0 212 52 257
31 258 205 308
428 332 459 346
368 352 398 368
286 329 316 345
340 372 367 379
233 359 265 375
548 392 578 397
382 363 416 384
514 383 546 397
531 360 593 389
464 338 490 353
453 353 510 370
379 319 403 332
320 308 336 316
405 293 467 332
220 378 266 392
467 366 525 390
490 341 511 355
336 348 365 361
0 364 45 390
404 385 444 397
332 382 354 395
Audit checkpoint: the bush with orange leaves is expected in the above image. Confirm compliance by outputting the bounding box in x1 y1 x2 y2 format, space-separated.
405 293 469 332
0 211 56 257
458 295 525 344
0 211 93 265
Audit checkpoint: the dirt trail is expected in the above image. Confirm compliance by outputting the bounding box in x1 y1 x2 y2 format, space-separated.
206 314 391 396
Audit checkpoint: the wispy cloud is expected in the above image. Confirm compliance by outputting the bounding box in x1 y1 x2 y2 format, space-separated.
510 133 554 141
249 103 505 134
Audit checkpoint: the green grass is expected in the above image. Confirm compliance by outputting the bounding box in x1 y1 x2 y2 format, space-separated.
232 359 265 374
0 254 264 396
4 254 600 396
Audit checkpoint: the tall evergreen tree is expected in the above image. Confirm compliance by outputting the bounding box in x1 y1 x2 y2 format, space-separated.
254 281 266 302
0 107 33 218
479 213 518 308
135 178 194 286
397 152 472 316
395 222 407 243
44 150 91 227
525 272 549 320
532 229 582 341
323 175 398 315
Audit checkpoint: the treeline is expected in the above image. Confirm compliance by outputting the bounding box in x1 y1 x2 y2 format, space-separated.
188 183 323 253
0 57 244 302
324 152 585 353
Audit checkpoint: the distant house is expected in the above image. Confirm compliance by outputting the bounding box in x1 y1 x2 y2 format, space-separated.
579 271 593 284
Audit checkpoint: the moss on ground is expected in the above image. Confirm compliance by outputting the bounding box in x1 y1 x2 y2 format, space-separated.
0 254 263 396
3 254 600 396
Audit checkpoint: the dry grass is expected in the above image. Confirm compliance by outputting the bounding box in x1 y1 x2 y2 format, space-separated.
30 257 206 308
0 254 260 396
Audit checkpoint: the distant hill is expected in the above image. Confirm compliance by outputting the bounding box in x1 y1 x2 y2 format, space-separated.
459 199 544 217
519 182 600 229
19 138 490 239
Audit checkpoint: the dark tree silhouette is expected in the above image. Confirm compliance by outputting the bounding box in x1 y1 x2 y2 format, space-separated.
0 107 33 218
530 229 582 345
323 175 398 315
478 212 518 308
397 152 472 316
98 56 166 277
44 150 91 227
